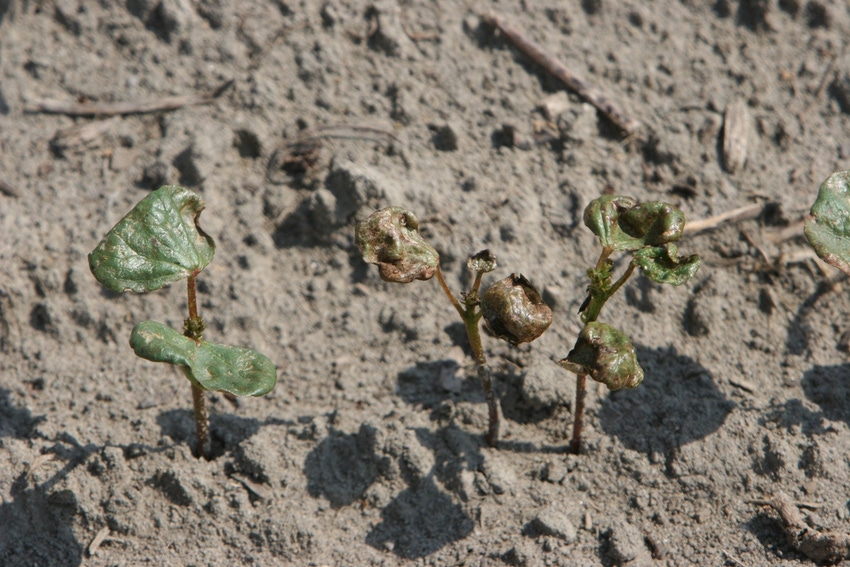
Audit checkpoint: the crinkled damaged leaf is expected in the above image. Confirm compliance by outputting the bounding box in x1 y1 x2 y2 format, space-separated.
583 195 638 251
632 244 701 285
805 170 850 277
620 201 686 246
130 321 277 397
480 273 552 345
89 185 215 293
467 249 497 274
561 321 644 391
584 196 687 252
355 207 440 283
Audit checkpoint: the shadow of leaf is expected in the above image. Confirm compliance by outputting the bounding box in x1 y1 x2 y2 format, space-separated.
396 360 485 409
0 387 42 438
156 409 261 459
598 345 735 453
303 424 382 508
365 475 474 559
801 363 850 425
0 471 83 565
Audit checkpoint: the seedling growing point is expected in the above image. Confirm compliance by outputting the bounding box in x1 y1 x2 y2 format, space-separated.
560 196 700 454
356 207 552 447
89 186 277 459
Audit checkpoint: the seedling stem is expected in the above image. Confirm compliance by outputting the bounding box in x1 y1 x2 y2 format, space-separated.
183 272 210 458
436 266 499 447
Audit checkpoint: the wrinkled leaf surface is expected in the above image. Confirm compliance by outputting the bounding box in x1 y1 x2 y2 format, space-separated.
89 185 215 293
564 321 644 391
355 206 439 283
584 196 686 252
130 321 277 397
632 244 701 285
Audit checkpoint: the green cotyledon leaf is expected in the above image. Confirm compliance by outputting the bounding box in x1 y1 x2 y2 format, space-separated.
805 170 850 277
129 321 277 397
583 196 686 252
89 185 215 293
632 244 701 286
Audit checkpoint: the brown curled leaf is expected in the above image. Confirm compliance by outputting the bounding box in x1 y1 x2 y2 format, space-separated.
480 273 553 345
355 207 440 283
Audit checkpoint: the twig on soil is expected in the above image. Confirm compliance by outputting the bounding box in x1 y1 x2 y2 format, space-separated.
87 526 111 557
26 81 233 117
479 12 641 135
684 203 764 234
266 122 398 183
721 548 748 567
25 452 56 482
0 178 21 198
50 116 120 152
401 6 441 41
230 473 272 501
754 492 850 563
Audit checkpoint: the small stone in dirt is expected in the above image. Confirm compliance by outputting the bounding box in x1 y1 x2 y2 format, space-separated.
173 123 231 186
562 103 597 142
306 188 338 228
232 428 284 485
395 428 435 486
527 504 578 543
540 460 568 484
541 92 571 120
324 159 402 222
520 359 571 411
501 541 540 567
481 451 517 495
606 518 646 564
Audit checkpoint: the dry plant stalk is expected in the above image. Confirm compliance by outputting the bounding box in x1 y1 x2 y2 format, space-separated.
480 12 641 135
762 492 850 563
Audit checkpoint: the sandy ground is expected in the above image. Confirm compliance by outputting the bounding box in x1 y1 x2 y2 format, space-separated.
3 1 850 565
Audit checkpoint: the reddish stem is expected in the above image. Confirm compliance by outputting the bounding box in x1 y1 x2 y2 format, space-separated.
571 374 587 454
185 271 209 459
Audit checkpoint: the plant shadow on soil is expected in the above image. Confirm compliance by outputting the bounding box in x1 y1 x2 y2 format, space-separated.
156 409 293 460
303 422 476 559
801 363 850 429
0 389 83 566
598 345 735 455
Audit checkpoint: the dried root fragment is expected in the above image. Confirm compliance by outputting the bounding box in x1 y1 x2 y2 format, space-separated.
764 492 850 563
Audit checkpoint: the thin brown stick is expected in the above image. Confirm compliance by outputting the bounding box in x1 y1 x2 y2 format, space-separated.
88 526 111 557
26 80 233 117
401 7 441 41
480 12 641 135
51 116 120 151
684 203 764 234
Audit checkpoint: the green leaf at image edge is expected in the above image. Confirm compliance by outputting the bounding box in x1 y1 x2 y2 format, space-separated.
804 170 850 277
130 321 277 397
632 244 701 285
89 185 215 293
